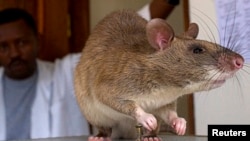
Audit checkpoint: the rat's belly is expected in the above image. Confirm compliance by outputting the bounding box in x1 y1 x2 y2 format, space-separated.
131 86 184 110
92 100 132 123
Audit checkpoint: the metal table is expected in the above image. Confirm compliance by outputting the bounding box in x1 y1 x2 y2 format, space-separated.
9 134 207 141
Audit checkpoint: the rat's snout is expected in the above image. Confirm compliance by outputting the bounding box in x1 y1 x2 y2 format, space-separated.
218 53 244 72
233 55 244 69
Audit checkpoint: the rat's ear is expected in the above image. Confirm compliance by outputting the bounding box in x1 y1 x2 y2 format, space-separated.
184 23 199 39
146 18 174 51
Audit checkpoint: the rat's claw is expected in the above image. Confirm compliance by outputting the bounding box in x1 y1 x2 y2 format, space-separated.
88 136 112 141
142 137 162 141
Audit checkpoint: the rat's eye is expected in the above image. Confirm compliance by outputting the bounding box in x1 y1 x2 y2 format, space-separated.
193 47 204 54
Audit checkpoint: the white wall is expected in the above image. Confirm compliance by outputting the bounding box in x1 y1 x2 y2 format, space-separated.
189 0 250 136
90 0 150 31
90 0 184 33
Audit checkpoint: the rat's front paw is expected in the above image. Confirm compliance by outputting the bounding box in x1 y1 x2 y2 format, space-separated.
171 117 186 135
135 108 157 131
140 113 157 131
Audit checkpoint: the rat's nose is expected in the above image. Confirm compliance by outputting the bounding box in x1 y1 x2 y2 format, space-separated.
218 53 244 72
233 56 244 69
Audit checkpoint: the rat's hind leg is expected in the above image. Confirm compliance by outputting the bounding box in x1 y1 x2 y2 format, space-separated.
111 118 138 139
88 127 112 141
139 118 162 141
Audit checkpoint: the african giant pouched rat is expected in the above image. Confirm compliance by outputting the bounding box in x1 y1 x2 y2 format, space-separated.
74 9 244 141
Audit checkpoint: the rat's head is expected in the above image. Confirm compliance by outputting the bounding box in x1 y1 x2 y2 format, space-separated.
146 19 244 91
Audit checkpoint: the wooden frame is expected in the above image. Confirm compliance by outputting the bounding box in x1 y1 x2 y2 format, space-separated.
183 0 195 135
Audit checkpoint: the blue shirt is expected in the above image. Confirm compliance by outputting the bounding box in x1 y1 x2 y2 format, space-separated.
3 70 38 140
